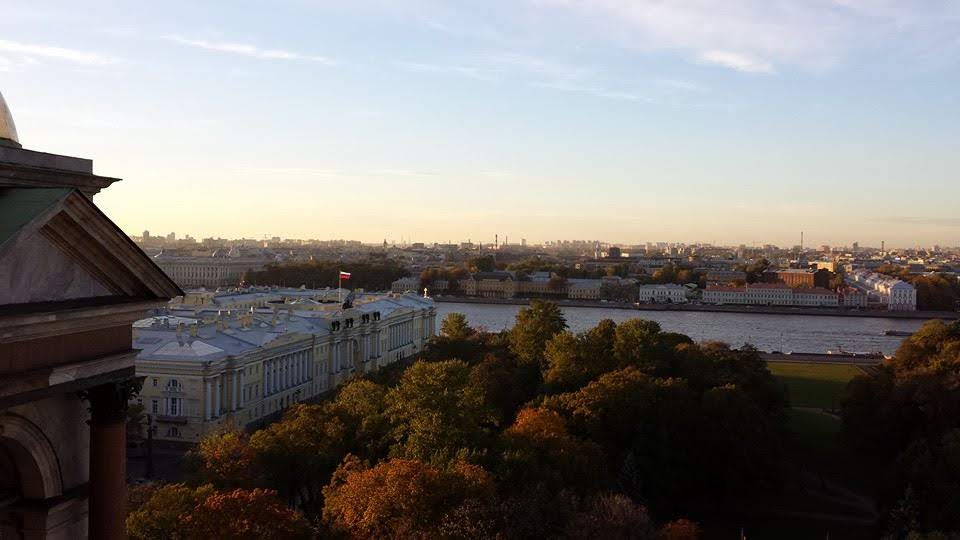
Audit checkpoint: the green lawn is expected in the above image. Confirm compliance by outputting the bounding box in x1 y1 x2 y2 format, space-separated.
766 361 862 410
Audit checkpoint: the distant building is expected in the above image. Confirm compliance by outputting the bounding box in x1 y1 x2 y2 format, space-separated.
845 269 917 311
154 249 272 288
391 276 420 293
702 283 839 307
637 284 688 303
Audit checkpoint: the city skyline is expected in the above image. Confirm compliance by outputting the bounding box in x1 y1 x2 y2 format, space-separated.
2 1 960 246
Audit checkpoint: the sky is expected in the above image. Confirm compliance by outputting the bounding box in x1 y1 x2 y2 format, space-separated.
1 0 959 248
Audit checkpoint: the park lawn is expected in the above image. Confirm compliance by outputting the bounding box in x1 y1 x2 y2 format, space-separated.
766 361 863 410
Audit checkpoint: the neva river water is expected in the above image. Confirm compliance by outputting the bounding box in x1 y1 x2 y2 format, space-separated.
436 302 928 356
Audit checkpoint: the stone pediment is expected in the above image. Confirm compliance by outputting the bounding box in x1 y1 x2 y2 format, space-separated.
0 187 182 308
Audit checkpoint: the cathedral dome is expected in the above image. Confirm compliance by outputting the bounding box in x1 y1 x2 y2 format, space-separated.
0 90 20 146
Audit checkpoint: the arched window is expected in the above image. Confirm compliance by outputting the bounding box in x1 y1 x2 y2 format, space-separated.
166 427 181 438
165 379 183 392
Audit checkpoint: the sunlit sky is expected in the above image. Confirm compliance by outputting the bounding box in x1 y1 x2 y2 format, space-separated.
2 1 959 248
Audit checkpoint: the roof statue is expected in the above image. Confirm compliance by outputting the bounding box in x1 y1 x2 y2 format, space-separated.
0 90 19 146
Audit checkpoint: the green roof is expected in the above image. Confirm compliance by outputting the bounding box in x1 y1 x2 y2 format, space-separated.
0 187 70 248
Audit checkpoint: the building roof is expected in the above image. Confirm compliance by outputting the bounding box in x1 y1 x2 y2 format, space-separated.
135 292 434 364
0 187 183 305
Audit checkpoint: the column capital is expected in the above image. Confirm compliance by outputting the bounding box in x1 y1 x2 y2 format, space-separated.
81 379 140 425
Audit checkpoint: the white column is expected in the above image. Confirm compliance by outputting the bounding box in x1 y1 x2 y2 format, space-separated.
214 375 221 417
232 371 238 411
205 379 212 420
239 370 245 406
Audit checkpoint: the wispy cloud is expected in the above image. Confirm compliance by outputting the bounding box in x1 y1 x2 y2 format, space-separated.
0 39 116 65
533 0 960 74
698 50 774 74
395 61 494 81
880 216 960 228
533 80 650 102
164 35 336 65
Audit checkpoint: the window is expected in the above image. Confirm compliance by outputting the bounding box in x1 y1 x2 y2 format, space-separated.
169 398 180 416
152 378 158 387
166 427 181 438
152 400 159 414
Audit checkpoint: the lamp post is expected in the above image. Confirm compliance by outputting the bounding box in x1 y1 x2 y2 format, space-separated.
145 413 157 479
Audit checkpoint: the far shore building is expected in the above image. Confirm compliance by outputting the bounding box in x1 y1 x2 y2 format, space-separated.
0 91 182 538
391 276 420 294
133 289 436 444
153 249 273 289
702 283 840 307
637 284 688 303
845 269 917 311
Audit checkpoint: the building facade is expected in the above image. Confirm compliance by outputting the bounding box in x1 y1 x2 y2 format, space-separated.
845 269 917 311
153 252 271 289
133 290 436 443
702 283 839 307
637 284 688 303
0 92 181 539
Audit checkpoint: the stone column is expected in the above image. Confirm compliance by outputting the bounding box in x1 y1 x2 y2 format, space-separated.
205 379 212 420
214 375 220 417
85 382 133 540
232 371 238 411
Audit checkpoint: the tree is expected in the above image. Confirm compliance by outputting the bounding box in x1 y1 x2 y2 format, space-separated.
659 519 702 540
501 408 605 494
613 319 665 372
125 483 214 540
440 312 473 340
385 360 494 463
191 431 257 488
126 484 311 540
510 300 567 367
248 404 350 517
182 488 312 539
331 379 391 460
322 457 496 539
468 255 495 273
842 320 960 534
564 494 655 540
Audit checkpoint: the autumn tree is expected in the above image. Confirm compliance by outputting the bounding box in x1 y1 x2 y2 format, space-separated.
501 408 605 494
659 519 703 540
191 430 257 488
125 483 214 540
126 483 311 540
182 488 313 539
565 494 655 540
510 300 567 367
322 457 497 539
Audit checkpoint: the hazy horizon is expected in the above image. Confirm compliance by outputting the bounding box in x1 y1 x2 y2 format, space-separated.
2 1 959 247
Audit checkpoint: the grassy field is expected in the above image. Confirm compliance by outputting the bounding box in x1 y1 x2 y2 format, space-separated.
767 361 883 499
766 361 863 410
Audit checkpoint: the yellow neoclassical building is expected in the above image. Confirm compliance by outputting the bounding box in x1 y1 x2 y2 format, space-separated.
133 289 436 443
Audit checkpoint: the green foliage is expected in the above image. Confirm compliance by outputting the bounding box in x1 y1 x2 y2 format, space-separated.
246 260 409 291
509 300 568 367
842 319 960 534
440 312 473 340
385 360 495 464
468 255 496 272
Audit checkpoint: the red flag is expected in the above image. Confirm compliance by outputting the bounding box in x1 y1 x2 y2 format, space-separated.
339 271 351 280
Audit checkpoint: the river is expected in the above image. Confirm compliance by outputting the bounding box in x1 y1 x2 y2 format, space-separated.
435 302 928 355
